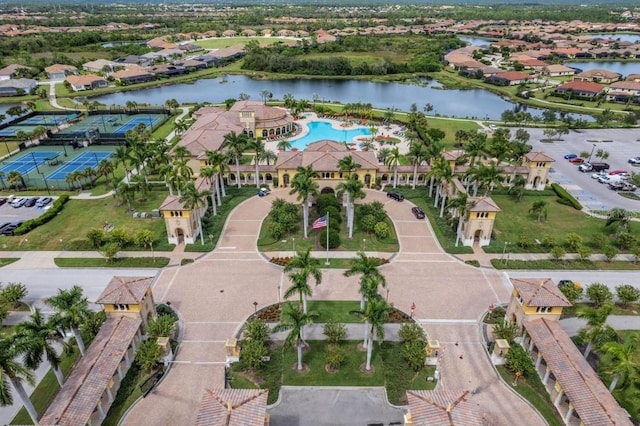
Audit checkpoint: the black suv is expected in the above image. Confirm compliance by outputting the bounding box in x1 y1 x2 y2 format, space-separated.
387 191 404 201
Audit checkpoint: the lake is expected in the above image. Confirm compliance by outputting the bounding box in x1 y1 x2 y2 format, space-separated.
459 36 495 47
586 33 640 43
92 74 590 121
565 61 640 76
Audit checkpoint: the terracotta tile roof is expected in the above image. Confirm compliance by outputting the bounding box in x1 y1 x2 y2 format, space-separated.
558 80 604 94
45 64 77 73
609 81 640 91
442 150 466 161
406 389 484 425
195 388 268 426
523 318 633 426
274 141 379 171
159 195 188 211
468 196 501 212
544 64 575 73
525 151 555 162
40 316 142 425
112 67 153 79
491 71 531 81
511 278 571 307
66 75 105 86
576 68 621 79
95 276 153 305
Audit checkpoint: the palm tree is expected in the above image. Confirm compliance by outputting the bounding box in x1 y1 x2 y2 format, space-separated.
115 181 136 210
463 134 488 166
424 140 444 196
577 304 614 358
15 308 67 387
289 166 319 239
344 252 387 311
529 200 548 222
277 139 292 152
223 131 249 188
0 171 6 190
283 248 322 312
246 138 265 188
272 304 318 371
96 159 115 188
199 165 218 216
384 147 401 188
7 170 23 191
46 285 91 356
338 155 361 179
113 145 131 182
179 180 210 245
131 173 150 201
172 145 191 162
600 335 640 392
261 149 277 166
448 193 472 247
407 141 428 189
429 157 453 217
606 208 632 230
284 271 313 314
0 337 38 424
508 175 527 202
477 162 504 196
206 150 228 201
360 296 392 371
337 176 365 239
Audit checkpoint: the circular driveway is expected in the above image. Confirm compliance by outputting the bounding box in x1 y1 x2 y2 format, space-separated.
124 189 544 426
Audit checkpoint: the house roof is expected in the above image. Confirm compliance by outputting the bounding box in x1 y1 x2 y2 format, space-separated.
0 64 34 76
576 68 621 79
406 389 485 425
274 141 379 172
523 318 633 426
544 64 575 73
66 75 106 86
112 67 153 79
195 388 268 426
490 71 531 81
558 80 604 93
40 316 142 425
159 194 189 211
45 64 77 73
95 276 153 305
525 151 555 162
608 81 640 91
468 197 501 213
511 277 571 307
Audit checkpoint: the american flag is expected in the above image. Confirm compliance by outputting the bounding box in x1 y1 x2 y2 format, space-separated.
312 215 327 229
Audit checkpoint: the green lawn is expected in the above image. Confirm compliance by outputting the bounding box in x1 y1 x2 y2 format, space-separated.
1 140 21 156
305 301 363 323
232 340 435 405
493 259 640 270
54 257 169 268
0 189 171 251
496 366 564 426
0 258 19 267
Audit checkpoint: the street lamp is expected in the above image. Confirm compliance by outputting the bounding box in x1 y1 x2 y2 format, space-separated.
253 301 258 314
588 143 596 163
30 152 41 174
502 242 510 265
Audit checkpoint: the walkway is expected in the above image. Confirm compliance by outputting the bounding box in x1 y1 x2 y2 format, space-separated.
123 189 545 426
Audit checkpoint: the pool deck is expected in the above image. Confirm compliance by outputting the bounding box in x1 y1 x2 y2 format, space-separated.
262 112 411 155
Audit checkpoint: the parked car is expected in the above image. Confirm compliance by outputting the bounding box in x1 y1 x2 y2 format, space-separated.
564 153 578 160
609 170 628 176
609 182 637 192
0 197 7 206
568 157 585 164
387 191 404 201
0 222 23 236
578 162 609 172
558 279 582 290
591 171 608 180
24 197 38 207
36 197 52 207
411 206 425 219
628 157 640 165
11 198 26 208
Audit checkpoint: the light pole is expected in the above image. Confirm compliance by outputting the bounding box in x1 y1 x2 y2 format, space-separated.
292 237 295 253
362 238 366 252
31 152 41 174
502 242 510 265
588 144 596 163
253 301 258 314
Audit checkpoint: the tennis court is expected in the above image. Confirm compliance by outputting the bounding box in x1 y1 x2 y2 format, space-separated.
17 114 77 126
46 151 112 180
115 116 163 134
59 113 166 137
0 151 60 175
0 125 42 137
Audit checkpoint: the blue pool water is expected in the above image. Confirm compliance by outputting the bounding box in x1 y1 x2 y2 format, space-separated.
289 121 371 150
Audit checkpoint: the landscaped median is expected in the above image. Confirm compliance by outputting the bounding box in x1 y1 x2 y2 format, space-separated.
54 257 169 268
491 258 640 270
0 258 19 267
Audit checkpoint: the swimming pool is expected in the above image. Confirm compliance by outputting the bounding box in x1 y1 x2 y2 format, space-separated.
289 121 371 150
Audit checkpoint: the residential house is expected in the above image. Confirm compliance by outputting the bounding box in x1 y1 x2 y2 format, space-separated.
0 78 37 96
44 64 78 80
0 64 35 81
606 80 640 102
83 59 118 73
148 64 188 78
404 389 486 425
112 67 155 85
66 75 108 91
574 68 621 84
485 71 530 86
542 64 575 77
556 80 604 98
505 278 571 328
173 59 208 71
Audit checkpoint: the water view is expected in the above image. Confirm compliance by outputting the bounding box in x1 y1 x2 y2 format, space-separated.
92 74 589 121
289 121 370 150
567 61 640 75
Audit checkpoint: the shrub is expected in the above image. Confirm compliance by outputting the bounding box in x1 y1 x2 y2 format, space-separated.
550 246 566 260
109 228 132 247
602 245 618 262
325 344 346 370
505 344 534 379
324 206 342 224
268 221 285 240
360 214 377 234
550 183 582 210
492 319 518 343
576 245 592 261
374 222 390 239
323 321 348 344
540 234 556 249
13 195 70 235
615 284 640 307
586 283 613 308
464 259 480 267
134 229 154 249
240 339 269 369
319 229 340 249
564 232 582 251
358 201 387 222
558 281 583 305
156 303 178 321
316 193 340 215
590 233 608 249
147 314 176 339
614 232 635 250
0 282 28 309
517 234 534 248
243 318 269 342
399 323 426 343
86 228 107 249
402 340 427 371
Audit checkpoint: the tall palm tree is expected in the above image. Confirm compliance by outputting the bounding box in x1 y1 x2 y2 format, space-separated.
407 141 428 189
0 170 6 190
289 166 319 239
448 193 472 247
277 139 292 152
46 285 91 356
600 335 640 392
172 145 191 163
284 271 313 314
261 149 278 166
223 131 249 188
199 165 218 216
0 337 38 424
96 159 115 188
337 176 365 239
344 252 387 311
429 157 453 217
384 147 401 188
529 200 548 222
577 304 615 358
179 180 210 245
283 248 322 309
272 304 318 371
15 308 67 387
338 155 361 179
206 150 228 201
360 296 392 371
606 208 632 230
7 170 23 192
113 145 131 182
246 138 265 188
463 133 488 166
477 161 504 196
424 140 444 196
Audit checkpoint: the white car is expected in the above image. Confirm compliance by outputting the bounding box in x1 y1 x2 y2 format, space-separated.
628 157 640 165
592 171 607 180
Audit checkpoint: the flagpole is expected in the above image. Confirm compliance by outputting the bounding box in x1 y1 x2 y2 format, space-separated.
325 210 330 265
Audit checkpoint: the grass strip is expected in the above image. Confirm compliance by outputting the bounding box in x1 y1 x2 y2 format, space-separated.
0 258 19 267
54 257 169 268
491 259 640 270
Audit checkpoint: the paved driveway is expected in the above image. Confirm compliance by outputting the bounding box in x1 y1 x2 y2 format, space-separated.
124 189 544 425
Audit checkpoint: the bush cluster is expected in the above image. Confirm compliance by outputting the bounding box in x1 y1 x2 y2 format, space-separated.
316 194 341 248
398 323 427 371
85 227 154 252
551 183 582 210
14 195 69 235
267 198 300 240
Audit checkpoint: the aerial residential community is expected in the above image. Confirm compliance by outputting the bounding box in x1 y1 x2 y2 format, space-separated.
1 1 640 425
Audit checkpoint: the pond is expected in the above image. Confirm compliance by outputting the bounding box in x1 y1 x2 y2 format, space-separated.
459 36 495 47
585 33 640 43
566 61 640 76
91 74 591 121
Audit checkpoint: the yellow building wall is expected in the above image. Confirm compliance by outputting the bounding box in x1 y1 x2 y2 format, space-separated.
522 305 563 316
162 210 191 219
473 212 497 219
103 303 142 314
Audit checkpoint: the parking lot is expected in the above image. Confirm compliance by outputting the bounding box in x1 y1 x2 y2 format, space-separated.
525 127 640 211
0 196 55 235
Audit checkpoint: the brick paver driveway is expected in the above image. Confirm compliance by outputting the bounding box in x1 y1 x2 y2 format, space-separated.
124 189 544 425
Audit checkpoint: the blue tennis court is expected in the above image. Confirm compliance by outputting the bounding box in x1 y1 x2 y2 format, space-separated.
17 114 76 126
115 117 162 134
0 151 60 174
46 152 112 180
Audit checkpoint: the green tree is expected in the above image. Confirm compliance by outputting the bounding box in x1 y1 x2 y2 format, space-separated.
289 166 319 239
272 304 318 371
558 281 583 305
528 200 548 222
284 271 313 314
323 321 348 344
615 284 640 308
101 241 121 262
360 296 392 371
147 315 176 339
577 304 614 358
606 208 632 230
240 339 269 369
46 285 91 356
0 282 27 310
243 318 269 343
492 319 519 343
586 283 614 308
337 176 365 239
550 246 566 261
344 252 387 311
600 335 640 392
246 138 265 188
0 337 38 424
15 308 67 387
134 229 154 250
223 131 249 188
565 233 583 251
384 147 401 188
179 180 210 245
505 344 534 384
136 339 163 373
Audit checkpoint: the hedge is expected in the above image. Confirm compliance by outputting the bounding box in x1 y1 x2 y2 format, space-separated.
550 183 582 210
13 195 70 235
